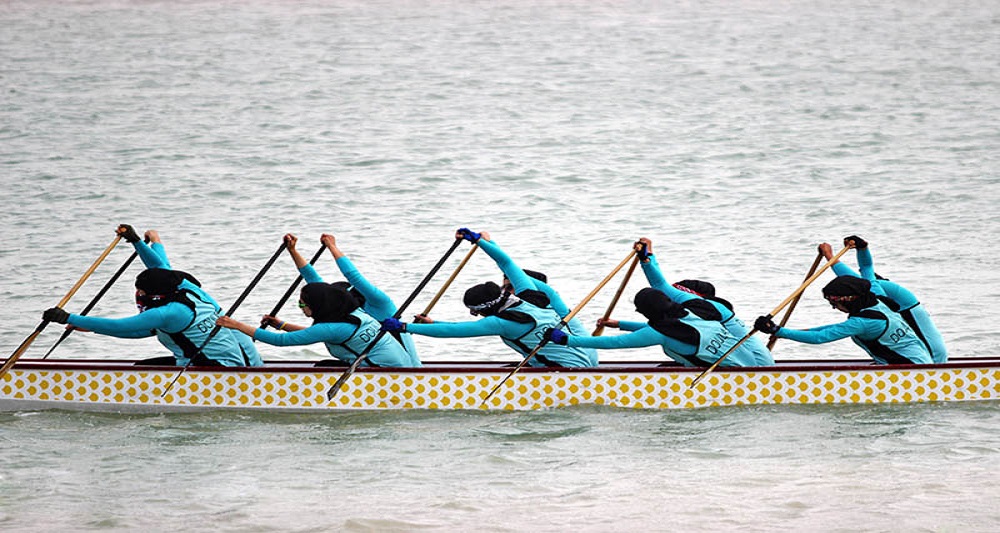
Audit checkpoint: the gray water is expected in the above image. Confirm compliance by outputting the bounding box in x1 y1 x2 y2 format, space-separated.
1 0 999 531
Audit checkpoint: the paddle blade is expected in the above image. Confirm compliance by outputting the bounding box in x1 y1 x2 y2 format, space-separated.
326 367 355 400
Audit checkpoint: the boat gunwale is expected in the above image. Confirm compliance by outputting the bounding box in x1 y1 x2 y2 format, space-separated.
6 357 999 374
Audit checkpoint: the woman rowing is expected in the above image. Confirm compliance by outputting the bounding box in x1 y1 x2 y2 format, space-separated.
544 287 756 367
215 234 418 367
380 228 598 368
42 225 263 367
629 237 773 366
477 230 594 357
819 235 947 363
754 274 933 365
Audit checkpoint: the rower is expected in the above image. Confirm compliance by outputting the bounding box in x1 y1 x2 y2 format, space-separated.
42 225 262 367
755 275 933 365
818 235 947 363
379 228 598 368
215 233 418 368
630 237 773 366
544 287 757 367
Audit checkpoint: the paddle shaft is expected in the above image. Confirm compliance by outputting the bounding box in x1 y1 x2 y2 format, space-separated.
766 251 824 351
592 255 640 336
689 245 853 388
326 237 466 400
160 241 289 397
481 249 638 405
1 235 123 379
43 249 141 359
421 243 478 316
260 244 325 330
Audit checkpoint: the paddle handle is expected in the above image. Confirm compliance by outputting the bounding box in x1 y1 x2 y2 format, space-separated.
689 245 853 388
767 251 824 351
765 245 851 317
1 235 122 379
593 255 639 336
421 243 478 316
261 244 325 329
481 249 638 405
44 249 141 359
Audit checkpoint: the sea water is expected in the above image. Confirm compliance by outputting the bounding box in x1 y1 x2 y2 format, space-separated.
1 0 998 531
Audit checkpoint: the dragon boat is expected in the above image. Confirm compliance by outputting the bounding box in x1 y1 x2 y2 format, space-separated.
1 357 998 412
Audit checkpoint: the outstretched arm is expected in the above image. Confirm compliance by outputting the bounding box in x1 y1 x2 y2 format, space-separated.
68 306 188 339
118 225 171 269
775 316 883 344
820 242 859 278
282 234 324 283
567 326 693 354
476 234 536 295
405 316 509 338
635 238 698 304
322 233 396 318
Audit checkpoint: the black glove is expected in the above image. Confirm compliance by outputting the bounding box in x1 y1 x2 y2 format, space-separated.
543 327 568 345
844 235 868 249
634 241 651 261
754 315 779 335
118 224 141 243
43 307 70 324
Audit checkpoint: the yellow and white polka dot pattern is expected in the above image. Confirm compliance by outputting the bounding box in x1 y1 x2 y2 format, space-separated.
1 365 998 411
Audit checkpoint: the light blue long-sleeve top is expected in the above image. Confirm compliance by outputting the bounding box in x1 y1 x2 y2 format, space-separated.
831 247 947 362
773 310 933 365
330 256 421 366
68 239 263 366
285 261 419 367
250 317 411 367
478 239 572 314
405 302 597 367
639 254 773 366
565 319 749 367
69 239 193 339
477 238 596 363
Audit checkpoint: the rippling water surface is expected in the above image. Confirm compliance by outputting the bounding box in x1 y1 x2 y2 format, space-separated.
1 0 999 531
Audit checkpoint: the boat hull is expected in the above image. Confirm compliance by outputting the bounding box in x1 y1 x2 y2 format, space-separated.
2 358 999 412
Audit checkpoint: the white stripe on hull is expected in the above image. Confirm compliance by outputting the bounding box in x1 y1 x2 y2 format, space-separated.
2 358 998 412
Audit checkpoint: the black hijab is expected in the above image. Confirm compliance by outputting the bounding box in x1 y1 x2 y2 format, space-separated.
634 288 701 345
301 283 361 324
822 276 878 314
674 279 734 312
464 281 510 316
330 281 367 309
134 268 200 311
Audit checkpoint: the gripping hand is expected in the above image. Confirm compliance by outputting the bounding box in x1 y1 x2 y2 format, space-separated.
456 228 481 243
43 307 70 324
634 240 651 261
754 315 780 335
543 327 568 345
844 235 868 249
381 318 406 333
117 224 141 243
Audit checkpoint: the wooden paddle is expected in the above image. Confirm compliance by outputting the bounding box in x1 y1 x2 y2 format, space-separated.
419 243 478 317
480 249 638 406
592 254 640 336
43 248 142 359
325 237 466 401
766 251 823 351
688 244 853 389
160 241 288 397
260 244 326 330
0 235 123 380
